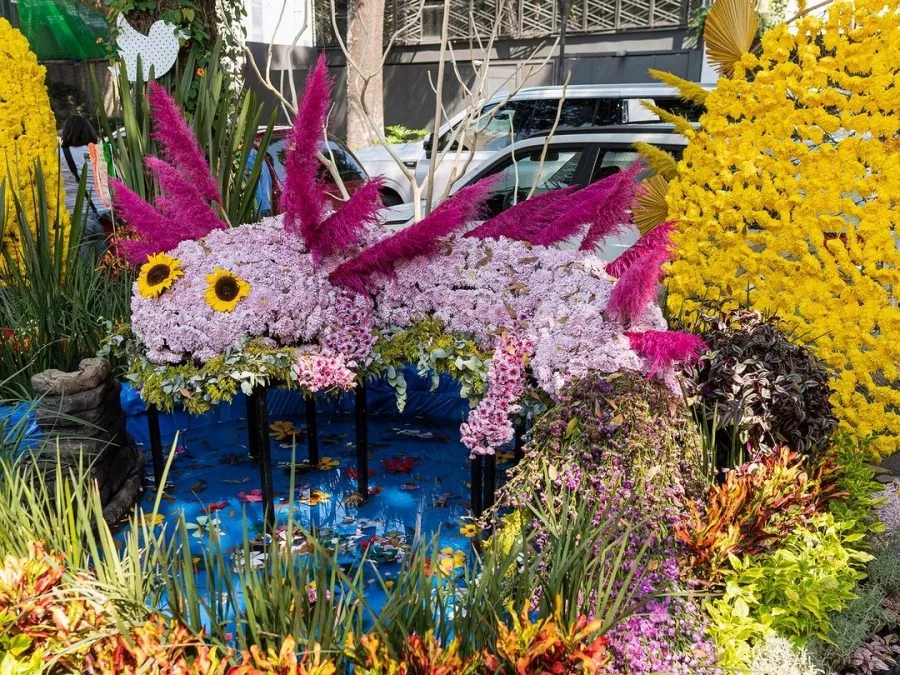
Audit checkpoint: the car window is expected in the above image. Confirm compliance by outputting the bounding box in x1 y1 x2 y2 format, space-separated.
266 138 366 185
529 99 596 136
514 98 625 137
441 101 533 153
479 147 584 217
324 139 366 182
592 146 685 183
594 99 623 125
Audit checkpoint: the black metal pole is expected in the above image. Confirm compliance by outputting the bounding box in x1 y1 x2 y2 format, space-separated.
147 404 164 485
246 391 259 460
305 395 319 466
250 388 275 528
471 455 483 518
514 420 526 463
355 380 368 499
484 453 496 511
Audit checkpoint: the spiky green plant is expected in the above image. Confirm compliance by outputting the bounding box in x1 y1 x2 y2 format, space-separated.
91 41 276 228
0 164 133 397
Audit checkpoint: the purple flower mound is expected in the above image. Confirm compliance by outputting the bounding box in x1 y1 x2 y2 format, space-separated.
501 373 717 673
130 219 376 364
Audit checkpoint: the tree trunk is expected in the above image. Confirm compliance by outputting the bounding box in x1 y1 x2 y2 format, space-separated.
556 0 572 85
346 0 385 149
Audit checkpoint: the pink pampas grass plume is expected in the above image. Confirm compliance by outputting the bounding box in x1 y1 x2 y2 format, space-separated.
111 178 182 263
314 178 384 260
580 162 642 251
144 157 225 238
528 165 640 247
147 82 221 204
330 177 496 293
626 330 707 375
464 185 579 241
607 232 672 325
282 54 331 249
606 221 675 278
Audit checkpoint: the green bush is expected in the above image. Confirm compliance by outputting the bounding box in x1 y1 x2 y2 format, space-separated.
809 535 900 672
706 512 871 669
0 165 133 397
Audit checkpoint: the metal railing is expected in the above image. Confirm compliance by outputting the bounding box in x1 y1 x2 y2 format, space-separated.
316 0 691 46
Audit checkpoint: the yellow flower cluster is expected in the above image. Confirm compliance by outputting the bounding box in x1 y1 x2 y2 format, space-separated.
666 0 900 457
0 18 68 270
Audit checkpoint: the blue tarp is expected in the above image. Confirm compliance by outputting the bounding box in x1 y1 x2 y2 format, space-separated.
122 365 469 448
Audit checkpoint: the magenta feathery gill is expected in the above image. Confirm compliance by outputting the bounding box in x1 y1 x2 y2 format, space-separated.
314 178 384 261
281 53 331 253
626 330 707 376
607 230 673 325
464 185 579 241
606 222 675 278
579 161 643 251
329 177 497 293
147 82 221 204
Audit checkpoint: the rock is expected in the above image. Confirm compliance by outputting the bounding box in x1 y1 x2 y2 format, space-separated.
879 452 900 476
31 358 111 396
100 440 143 525
36 383 120 423
867 463 893 476
875 474 895 485
43 419 124 457
38 380 120 416
40 406 124 438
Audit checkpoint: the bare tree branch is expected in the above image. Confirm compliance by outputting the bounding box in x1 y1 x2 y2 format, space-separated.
526 71 570 200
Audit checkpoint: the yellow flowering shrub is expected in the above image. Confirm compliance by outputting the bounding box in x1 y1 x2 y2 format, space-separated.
0 18 68 269
666 0 900 457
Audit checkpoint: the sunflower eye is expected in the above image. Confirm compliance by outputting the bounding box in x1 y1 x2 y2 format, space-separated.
205 267 250 312
138 253 184 298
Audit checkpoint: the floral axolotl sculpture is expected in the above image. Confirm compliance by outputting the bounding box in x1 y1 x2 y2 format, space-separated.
112 56 704 457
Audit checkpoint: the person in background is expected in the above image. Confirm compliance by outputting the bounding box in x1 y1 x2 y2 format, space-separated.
59 115 110 254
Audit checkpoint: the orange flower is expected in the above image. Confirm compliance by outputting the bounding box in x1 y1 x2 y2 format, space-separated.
196 66 206 76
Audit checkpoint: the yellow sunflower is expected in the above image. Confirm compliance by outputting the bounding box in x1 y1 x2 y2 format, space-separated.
205 267 250 312
137 253 184 298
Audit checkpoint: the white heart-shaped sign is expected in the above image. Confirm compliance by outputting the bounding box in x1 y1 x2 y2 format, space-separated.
116 15 180 82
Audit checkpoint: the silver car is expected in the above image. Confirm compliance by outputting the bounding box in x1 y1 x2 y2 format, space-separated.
357 82 707 205
381 124 689 261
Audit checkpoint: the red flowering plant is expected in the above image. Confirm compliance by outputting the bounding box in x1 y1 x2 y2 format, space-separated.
485 602 612 675
0 542 233 673
676 447 849 580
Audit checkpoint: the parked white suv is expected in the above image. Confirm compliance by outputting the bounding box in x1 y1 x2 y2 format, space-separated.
356 82 707 205
380 124 689 260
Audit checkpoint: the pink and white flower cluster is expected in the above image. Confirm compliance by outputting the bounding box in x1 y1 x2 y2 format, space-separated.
291 350 358 393
459 334 533 456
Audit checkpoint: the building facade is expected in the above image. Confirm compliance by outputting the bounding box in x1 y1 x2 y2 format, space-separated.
249 0 706 131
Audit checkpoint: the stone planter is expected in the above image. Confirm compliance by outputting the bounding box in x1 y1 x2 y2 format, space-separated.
30 358 142 524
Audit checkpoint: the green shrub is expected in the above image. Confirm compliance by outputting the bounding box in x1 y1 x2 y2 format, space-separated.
706 512 871 669
867 535 900 595
384 125 429 144
0 165 133 397
827 433 886 541
809 535 900 672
